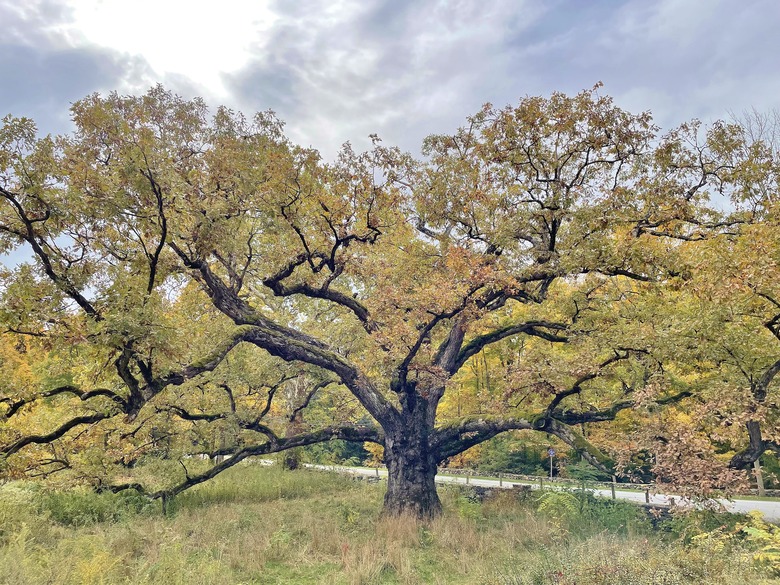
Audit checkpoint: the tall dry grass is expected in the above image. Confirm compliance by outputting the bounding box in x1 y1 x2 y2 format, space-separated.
0 465 776 584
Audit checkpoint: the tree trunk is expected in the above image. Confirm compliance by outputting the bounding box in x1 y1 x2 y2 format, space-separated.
382 425 442 518
730 420 766 469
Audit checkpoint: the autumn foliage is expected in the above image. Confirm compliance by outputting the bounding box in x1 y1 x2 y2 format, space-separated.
1 86 778 516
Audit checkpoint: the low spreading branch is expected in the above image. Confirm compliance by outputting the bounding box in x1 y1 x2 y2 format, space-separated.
2 413 114 457
109 424 383 502
2 385 126 418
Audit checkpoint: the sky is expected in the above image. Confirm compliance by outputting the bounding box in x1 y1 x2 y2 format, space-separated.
1 0 779 160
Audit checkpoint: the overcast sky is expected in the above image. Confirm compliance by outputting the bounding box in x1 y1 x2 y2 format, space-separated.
1 0 778 160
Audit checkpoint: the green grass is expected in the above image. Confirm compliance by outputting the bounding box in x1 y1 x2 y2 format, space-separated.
726 493 780 502
1 465 779 584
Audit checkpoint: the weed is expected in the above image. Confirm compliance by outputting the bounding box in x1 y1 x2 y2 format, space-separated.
37 487 152 526
536 490 580 523
0 465 776 584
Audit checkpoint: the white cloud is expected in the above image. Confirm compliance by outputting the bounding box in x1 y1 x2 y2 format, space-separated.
56 0 279 97
227 0 552 156
1 0 778 160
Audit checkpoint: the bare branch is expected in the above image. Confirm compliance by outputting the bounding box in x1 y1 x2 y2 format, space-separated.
142 424 383 501
171 242 398 424
550 389 692 425
544 350 636 414
432 416 533 461
3 385 126 418
449 321 568 374
0 186 101 319
2 413 113 457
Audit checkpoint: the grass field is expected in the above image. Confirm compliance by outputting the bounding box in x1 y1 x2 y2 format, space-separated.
1 464 778 584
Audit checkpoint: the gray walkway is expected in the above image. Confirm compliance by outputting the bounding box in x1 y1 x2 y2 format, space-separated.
311 464 780 521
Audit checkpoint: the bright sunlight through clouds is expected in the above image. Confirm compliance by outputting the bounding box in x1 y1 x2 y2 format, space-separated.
61 0 278 95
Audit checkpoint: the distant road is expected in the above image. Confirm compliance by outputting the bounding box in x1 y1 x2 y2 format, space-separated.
307 464 780 521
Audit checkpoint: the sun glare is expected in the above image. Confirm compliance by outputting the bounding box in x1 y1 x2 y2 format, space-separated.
63 0 278 94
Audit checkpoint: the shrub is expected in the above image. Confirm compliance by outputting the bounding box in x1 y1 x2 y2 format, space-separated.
662 508 746 543
575 492 650 535
36 488 152 526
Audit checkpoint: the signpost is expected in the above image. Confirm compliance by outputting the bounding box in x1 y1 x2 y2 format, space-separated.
547 448 556 478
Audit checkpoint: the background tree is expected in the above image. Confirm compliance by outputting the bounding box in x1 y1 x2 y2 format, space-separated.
613 111 780 492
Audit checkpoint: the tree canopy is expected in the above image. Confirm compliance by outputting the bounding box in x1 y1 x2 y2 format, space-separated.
1 85 777 517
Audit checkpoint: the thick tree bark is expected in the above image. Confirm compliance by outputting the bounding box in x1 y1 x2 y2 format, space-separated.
380 385 443 518
730 420 767 469
382 426 441 518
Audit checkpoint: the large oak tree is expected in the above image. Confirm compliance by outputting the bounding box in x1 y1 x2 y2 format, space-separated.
0 86 760 517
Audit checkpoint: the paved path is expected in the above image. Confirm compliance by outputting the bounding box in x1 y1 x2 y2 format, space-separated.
310 464 780 521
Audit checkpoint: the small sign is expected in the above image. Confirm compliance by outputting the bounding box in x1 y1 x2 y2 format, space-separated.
547 448 556 457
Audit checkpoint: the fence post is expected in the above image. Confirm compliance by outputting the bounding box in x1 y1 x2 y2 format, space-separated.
466 470 470 485
611 475 616 500
539 477 544 490
754 460 766 497
375 467 379 478
645 489 650 504
499 473 503 487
